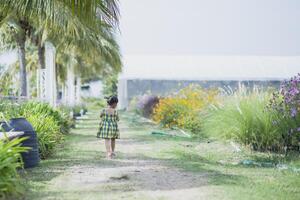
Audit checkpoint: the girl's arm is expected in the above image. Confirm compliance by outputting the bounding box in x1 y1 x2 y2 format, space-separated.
116 110 120 121
100 109 105 118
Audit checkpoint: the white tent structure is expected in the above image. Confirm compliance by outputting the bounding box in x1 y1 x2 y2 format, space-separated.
118 55 300 109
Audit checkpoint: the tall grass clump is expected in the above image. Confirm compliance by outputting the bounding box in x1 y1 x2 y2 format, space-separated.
0 137 29 199
203 83 300 153
18 102 70 158
20 102 72 135
202 89 284 151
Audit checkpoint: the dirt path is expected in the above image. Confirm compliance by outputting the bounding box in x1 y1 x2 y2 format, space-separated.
25 110 225 200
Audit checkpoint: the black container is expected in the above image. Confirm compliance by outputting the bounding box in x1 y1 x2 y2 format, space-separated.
8 118 40 168
0 121 11 132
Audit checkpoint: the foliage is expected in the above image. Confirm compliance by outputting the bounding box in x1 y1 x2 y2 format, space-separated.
20 102 72 135
130 94 159 118
267 74 300 151
0 0 121 96
0 137 29 199
0 72 13 96
203 85 300 153
153 85 218 134
0 64 19 96
202 91 282 150
0 100 73 158
25 114 62 159
18 102 73 158
0 100 20 119
103 75 118 97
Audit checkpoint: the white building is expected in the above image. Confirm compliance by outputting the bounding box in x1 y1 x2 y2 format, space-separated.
118 55 300 109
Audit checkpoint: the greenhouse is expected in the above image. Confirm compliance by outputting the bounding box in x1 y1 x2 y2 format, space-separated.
118 55 300 109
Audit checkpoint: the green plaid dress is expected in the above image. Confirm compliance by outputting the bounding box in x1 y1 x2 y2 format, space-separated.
97 109 120 139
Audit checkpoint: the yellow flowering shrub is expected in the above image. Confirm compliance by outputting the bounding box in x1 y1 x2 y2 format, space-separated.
153 85 218 134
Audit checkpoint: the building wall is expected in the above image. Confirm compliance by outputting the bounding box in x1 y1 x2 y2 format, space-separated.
119 79 281 109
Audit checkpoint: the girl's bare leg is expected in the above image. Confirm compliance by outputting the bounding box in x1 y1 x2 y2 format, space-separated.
105 139 112 158
111 139 116 156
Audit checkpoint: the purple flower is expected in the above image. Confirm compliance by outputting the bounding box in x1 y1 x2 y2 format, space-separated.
289 88 299 96
291 107 297 117
297 127 300 132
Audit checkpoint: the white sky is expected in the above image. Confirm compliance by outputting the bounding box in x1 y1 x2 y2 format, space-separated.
119 0 300 56
121 55 300 80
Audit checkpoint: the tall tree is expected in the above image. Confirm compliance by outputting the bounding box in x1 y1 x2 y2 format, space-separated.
0 0 120 97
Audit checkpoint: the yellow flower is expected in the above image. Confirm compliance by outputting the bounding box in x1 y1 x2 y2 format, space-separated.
152 84 218 129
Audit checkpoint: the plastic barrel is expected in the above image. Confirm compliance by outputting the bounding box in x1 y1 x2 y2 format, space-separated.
0 121 11 132
8 118 40 168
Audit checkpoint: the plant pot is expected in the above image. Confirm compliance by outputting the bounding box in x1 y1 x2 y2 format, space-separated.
9 118 40 168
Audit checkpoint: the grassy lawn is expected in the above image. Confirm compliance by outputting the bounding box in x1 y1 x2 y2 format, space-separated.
22 111 300 200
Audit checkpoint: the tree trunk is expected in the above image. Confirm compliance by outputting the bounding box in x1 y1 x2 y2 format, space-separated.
37 44 45 69
17 32 27 97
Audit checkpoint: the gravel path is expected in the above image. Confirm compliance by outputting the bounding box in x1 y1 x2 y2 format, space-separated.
26 111 223 200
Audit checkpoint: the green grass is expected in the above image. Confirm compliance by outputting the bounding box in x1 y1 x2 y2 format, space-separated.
125 112 300 200
202 91 291 152
22 110 300 200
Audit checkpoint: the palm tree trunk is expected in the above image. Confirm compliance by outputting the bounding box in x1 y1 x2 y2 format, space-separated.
38 44 45 69
17 31 27 97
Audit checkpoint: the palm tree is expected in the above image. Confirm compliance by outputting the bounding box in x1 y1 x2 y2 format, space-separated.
0 0 120 97
1 0 120 27
0 17 32 96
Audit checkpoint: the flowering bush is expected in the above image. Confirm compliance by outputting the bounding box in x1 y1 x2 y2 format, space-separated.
129 94 159 118
267 74 300 151
280 74 300 117
137 95 160 118
202 74 300 153
152 85 218 134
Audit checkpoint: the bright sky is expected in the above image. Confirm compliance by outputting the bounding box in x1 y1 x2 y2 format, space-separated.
119 0 300 56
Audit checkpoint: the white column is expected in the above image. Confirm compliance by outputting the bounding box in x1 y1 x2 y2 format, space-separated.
75 76 81 104
117 78 128 109
39 68 47 101
63 83 68 104
66 63 76 106
45 42 57 106
36 69 40 99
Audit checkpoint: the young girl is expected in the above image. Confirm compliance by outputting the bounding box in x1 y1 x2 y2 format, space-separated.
97 96 120 159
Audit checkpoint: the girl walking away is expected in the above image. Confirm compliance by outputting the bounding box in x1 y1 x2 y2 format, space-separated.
97 96 120 159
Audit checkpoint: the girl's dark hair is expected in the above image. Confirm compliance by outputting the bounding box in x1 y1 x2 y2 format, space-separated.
106 96 118 106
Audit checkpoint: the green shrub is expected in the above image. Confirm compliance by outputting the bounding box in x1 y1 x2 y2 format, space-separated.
20 102 72 135
202 91 286 151
153 85 218 135
0 101 72 158
25 114 62 159
0 137 29 199
129 95 159 118
0 100 20 119
103 75 118 97
18 102 71 158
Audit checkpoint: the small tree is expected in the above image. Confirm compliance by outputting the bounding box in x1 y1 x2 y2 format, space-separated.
103 74 118 97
